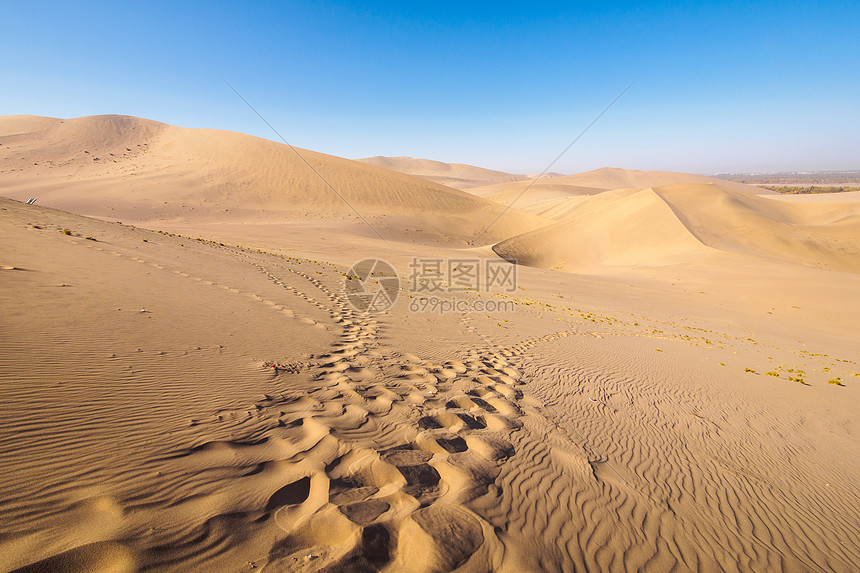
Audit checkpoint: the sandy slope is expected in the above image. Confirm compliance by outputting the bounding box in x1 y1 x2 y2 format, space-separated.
0 115 548 245
1 197 858 572
493 187 710 273
356 156 529 190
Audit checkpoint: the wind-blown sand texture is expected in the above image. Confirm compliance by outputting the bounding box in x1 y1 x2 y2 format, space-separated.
1 116 859 572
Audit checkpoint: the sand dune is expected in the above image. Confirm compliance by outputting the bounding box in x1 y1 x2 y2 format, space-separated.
653 183 860 269
0 115 547 244
493 181 860 274
469 183 609 220
493 187 710 273
468 167 763 218
356 156 529 190
549 166 754 190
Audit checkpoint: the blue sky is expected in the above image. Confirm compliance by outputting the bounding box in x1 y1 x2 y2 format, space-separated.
2 1 858 174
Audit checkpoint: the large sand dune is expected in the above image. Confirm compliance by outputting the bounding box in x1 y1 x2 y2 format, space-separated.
493 182 860 274
0 115 547 244
493 187 710 272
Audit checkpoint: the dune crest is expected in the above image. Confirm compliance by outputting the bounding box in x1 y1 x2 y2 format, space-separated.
468 167 763 217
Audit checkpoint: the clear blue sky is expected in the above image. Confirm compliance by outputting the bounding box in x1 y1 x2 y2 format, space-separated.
2 1 858 174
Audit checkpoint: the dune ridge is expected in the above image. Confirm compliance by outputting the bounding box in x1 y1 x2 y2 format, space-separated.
467 167 764 218
493 182 860 274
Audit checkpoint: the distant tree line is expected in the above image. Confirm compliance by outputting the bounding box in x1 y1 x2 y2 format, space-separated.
715 171 860 186
763 185 860 194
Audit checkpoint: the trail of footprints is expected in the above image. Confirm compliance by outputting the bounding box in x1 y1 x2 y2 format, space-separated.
153 262 554 570
170 312 539 570
64 234 561 570
48 234 860 571
72 237 329 329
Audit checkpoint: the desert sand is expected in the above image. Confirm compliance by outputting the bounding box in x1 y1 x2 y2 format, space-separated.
355 157 530 190
462 168 764 217
1 115 859 572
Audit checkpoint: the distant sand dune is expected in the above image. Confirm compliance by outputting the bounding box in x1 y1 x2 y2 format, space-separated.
356 156 529 190
468 167 764 217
